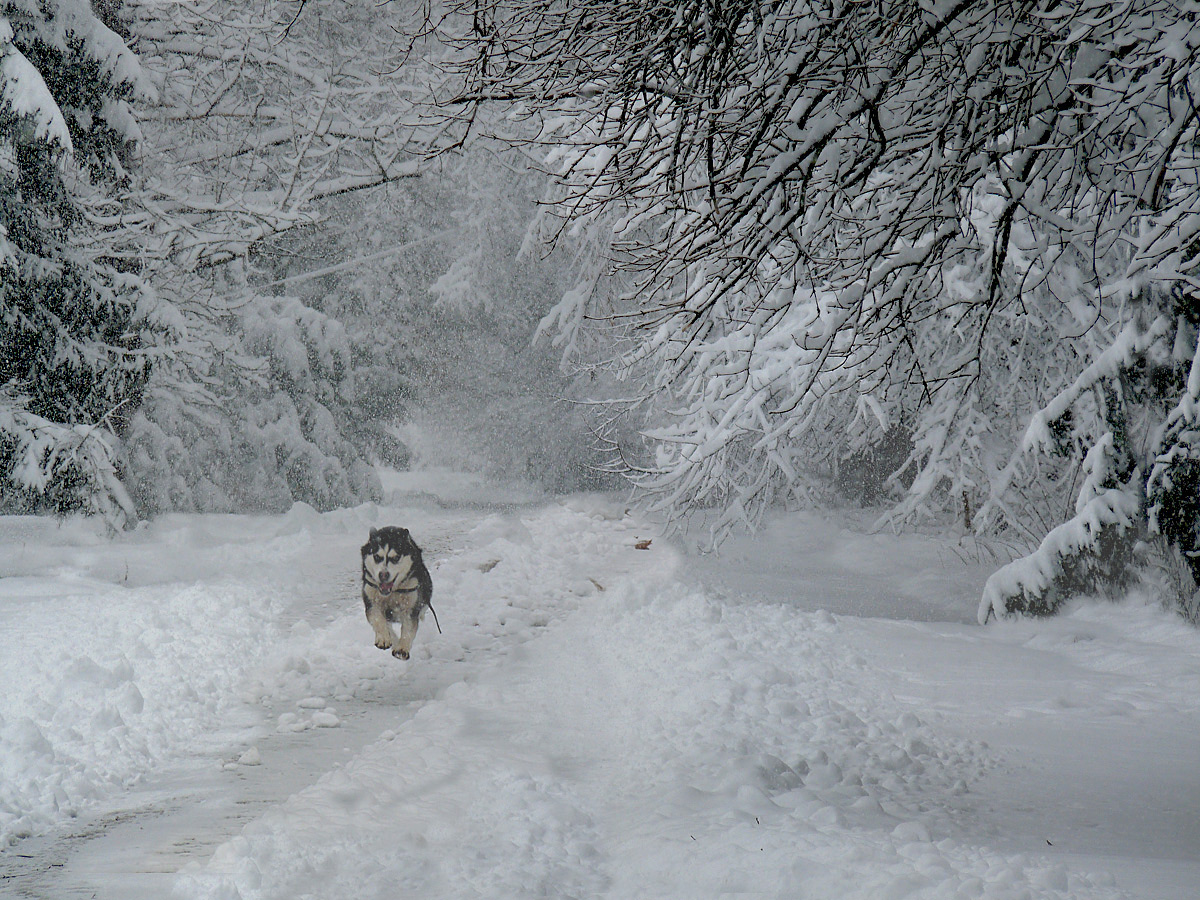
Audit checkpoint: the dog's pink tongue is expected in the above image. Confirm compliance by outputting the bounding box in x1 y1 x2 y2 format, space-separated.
379 580 393 593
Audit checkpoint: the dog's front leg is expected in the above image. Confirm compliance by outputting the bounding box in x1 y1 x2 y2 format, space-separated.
391 609 420 660
365 602 396 650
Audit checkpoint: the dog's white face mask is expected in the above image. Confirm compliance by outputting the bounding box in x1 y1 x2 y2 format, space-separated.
363 541 414 594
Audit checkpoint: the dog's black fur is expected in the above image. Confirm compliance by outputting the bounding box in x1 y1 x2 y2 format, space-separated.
361 526 434 660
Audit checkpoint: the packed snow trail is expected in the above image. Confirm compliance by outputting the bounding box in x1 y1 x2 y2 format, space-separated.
0 489 657 897
2 489 1199 899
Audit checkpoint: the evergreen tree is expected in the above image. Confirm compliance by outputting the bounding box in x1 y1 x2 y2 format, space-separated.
0 2 157 524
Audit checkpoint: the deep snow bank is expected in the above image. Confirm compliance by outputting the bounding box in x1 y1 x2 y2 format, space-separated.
0 517 283 845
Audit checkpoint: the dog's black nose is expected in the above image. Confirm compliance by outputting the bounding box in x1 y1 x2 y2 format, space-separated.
379 571 390 582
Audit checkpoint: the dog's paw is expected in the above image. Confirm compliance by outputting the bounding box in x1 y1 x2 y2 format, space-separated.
392 646 410 660
374 637 392 650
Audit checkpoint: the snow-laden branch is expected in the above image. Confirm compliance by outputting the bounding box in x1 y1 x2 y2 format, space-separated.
415 0 1200 615
117 0 440 270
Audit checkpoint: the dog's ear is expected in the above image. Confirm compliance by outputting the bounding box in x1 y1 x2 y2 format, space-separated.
369 527 378 540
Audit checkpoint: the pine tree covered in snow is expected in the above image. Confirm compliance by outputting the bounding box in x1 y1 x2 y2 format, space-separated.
0 2 158 524
422 0 1200 617
121 288 379 515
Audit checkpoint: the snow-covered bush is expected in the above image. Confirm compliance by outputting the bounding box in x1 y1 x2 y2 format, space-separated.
979 434 1141 620
121 292 380 515
0 385 137 523
972 289 1200 621
1147 324 1200 593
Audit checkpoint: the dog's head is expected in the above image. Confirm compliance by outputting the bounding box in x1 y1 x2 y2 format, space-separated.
361 526 420 594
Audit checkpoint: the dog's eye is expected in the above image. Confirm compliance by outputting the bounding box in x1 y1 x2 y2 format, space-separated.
387 554 399 563
373 553 383 563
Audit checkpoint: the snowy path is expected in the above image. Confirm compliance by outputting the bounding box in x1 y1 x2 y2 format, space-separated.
2 495 1199 899
1 506 470 899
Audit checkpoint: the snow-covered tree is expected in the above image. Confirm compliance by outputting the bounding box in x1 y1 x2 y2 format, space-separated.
0 1 159 524
107 0 447 514
120 0 426 270
121 288 378 514
421 0 1200 616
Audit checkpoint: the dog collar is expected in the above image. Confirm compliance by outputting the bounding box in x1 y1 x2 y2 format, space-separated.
368 580 420 595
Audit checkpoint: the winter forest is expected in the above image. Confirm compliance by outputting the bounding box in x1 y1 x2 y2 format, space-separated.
7 0 1200 619
4 0 1200 621
3 1 1200 898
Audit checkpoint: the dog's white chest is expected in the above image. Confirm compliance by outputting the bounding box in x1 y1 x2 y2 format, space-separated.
364 576 421 611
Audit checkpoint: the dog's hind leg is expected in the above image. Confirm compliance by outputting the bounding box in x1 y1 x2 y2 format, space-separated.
365 602 396 651
391 609 421 660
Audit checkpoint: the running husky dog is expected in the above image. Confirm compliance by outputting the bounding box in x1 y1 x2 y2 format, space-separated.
361 526 436 660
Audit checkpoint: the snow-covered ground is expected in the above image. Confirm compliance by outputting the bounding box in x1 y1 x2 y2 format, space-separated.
1 477 1198 899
